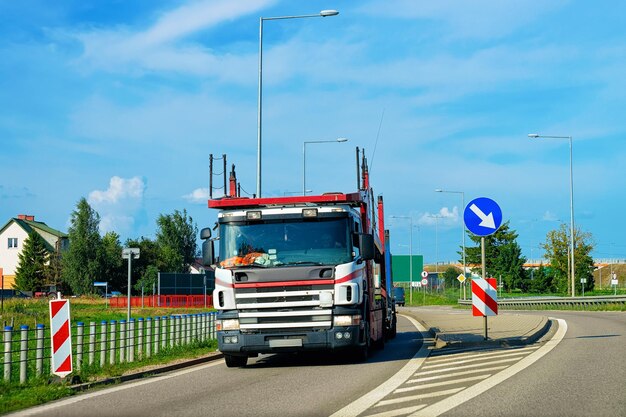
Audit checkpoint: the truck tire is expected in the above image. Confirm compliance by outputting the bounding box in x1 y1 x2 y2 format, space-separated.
224 354 248 368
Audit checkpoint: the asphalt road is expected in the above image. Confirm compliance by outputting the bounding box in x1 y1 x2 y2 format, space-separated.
12 310 625 417
443 310 626 417
15 317 423 417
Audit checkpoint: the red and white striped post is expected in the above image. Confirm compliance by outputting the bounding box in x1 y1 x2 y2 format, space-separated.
49 298 73 378
472 277 498 339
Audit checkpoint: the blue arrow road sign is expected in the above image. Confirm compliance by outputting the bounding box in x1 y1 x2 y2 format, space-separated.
464 197 503 236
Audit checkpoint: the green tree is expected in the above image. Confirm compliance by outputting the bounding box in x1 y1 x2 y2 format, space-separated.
529 263 554 293
62 198 103 295
541 224 595 294
14 231 49 292
442 266 461 288
101 231 125 292
156 209 198 272
465 221 528 291
125 237 161 294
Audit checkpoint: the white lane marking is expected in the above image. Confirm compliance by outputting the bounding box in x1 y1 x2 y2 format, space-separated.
365 404 427 417
376 387 465 407
395 374 491 394
418 357 521 375
406 365 509 384
409 318 568 417
421 350 531 369
329 315 431 417
426 345 539 363
6 360 224 417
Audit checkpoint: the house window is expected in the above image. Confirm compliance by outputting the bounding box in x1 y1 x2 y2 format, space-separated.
8 238 18 248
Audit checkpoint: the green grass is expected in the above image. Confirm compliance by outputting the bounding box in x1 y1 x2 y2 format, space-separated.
0 297 219 414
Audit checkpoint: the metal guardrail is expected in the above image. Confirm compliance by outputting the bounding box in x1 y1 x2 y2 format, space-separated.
458 295 626 308
1 312 217 384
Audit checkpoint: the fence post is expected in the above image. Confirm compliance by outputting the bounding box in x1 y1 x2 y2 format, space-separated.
169 316 175 348
129 319 135 363
76 322 84 371
3 326 12 382
19 325 28 384
211 312 216 339
153 317 160 355
119 320 126 363
109 320 117 365
145 318 152 358
89 322 96 366
185 315 190 345
36 324 44 376
137 318 144 359
161 316 167 350
100 321 107 367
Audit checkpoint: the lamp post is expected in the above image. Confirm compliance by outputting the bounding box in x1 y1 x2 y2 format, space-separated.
257 9 339 198
435 189 466 297
303 138 348 195
122 248 140 322
528 133 575 297
391 215 413 304
428 214 443 293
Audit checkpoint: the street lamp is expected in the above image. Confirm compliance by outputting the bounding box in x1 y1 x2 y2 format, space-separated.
122 248 140 322
528 133 575 297
428 214 443 292
435 189 466 290
303 138 348 195
257 9 339 197
391 215 414 304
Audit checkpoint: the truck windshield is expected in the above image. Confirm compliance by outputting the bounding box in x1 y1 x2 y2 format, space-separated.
218 218 352 268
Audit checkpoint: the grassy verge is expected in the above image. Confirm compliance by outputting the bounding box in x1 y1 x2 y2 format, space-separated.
0 297 218 415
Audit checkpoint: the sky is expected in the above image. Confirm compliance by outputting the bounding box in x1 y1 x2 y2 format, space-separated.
1 0 625 265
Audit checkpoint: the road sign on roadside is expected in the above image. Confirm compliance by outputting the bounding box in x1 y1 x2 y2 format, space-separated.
464 197 503 237
416 282 422 288
472 277 498 317
421 271 428 278
421 278 428 286
457 274 466 283
49 298 72 378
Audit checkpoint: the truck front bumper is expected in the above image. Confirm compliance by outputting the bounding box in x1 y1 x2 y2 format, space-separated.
218 326 362 355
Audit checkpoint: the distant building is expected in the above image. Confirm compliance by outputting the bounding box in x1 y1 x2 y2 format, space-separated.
0 214 68 289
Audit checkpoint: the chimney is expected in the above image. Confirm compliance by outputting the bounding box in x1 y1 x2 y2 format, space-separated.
17 214 35 221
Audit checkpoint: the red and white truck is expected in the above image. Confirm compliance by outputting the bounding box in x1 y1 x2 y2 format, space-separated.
201 149 397 367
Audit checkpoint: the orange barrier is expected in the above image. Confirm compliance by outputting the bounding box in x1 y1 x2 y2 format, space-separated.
109 295 213 308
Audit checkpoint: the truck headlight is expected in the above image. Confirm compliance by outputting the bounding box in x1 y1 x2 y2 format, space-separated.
333 315 361 326
216 319 240 331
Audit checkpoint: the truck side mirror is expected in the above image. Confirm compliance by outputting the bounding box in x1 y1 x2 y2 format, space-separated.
201 227 214 266
358 233 375 261
200 227 212 240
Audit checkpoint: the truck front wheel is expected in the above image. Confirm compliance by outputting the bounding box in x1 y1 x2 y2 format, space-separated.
224 354 248 368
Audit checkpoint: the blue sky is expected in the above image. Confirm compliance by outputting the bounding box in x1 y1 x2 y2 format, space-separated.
1 0 625 264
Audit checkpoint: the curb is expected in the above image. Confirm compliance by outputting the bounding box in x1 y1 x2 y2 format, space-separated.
432 318 553 350
401 310 552 351
70 352 224 392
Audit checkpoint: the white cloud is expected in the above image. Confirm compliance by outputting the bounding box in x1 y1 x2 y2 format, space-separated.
88 176 145 204
88 176 146 235
71 0 275 76
183 187 210 204
418 206 459 227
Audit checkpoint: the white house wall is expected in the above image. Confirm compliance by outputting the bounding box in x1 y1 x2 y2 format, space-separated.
0 222 29 276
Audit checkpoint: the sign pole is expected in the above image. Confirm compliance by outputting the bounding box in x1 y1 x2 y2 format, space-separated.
481 237 487 340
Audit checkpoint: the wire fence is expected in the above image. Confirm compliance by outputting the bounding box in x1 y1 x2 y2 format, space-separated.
1 312 217 384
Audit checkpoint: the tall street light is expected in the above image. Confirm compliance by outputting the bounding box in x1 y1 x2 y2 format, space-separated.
257 9 339 197
391 215 414 304
428 214 443 292
303 138 348 195
528 133 575 297
435 189 466 286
